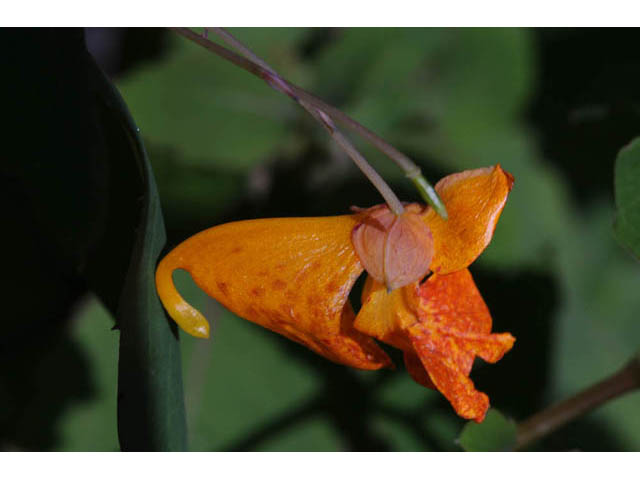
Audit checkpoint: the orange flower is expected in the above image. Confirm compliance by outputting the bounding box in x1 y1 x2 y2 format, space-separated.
156 165 515 422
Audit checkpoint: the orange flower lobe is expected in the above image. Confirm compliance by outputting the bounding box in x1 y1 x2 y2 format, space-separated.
424 165 514 274
409 269 515 422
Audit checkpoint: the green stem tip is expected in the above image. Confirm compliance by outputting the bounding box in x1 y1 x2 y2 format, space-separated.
410 174 448 219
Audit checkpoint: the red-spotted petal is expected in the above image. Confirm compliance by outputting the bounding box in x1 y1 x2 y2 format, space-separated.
408 270 515 421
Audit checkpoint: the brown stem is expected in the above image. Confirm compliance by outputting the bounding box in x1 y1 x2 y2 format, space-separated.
206 27 405 215
169 27 447 218
515 353 640 450
303 104 405 214
209 27 275 74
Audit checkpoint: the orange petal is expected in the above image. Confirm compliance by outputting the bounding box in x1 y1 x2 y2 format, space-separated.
353 275 419 351
408 325 490 422
417 269 515 368
408 269 515 421
403 351 435 389
424 165 514 274
352 204 434 290
354 277 435 389
155 215 391 370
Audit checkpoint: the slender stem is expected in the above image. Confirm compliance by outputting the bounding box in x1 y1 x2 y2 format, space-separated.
208 27 404 215
170 27 447 218
208 28 429 190
283 84 447 218
515 353 640 450
303 104 405 215
210 27 275 74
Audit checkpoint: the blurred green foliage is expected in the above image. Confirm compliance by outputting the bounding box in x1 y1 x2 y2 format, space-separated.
615 138 640 259
117 29 308 172
6 28 640 451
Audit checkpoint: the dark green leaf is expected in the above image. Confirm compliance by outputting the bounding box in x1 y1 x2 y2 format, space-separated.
1 28 109 277
86 56 187 451
614 137 640 260
458 409 517 452
1 28 110 451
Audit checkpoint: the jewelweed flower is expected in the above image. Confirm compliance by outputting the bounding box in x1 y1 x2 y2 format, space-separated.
156 165 515 422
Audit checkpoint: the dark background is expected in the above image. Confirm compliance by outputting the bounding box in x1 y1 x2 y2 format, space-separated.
2 27 639 451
